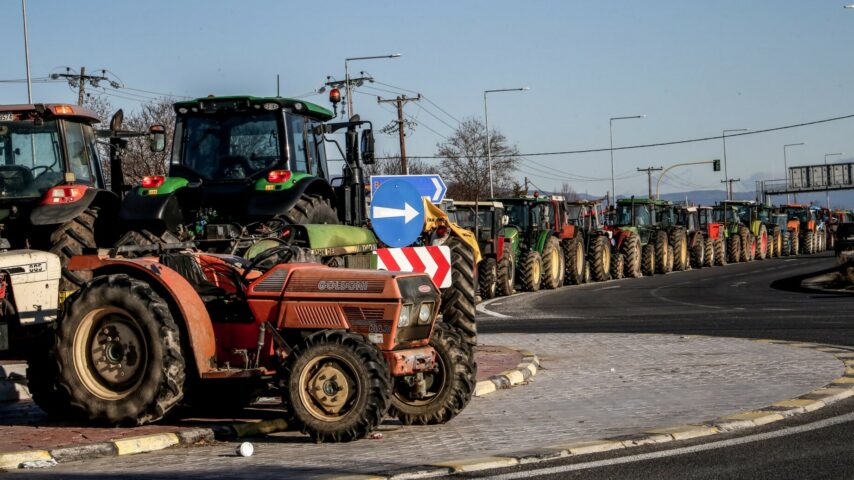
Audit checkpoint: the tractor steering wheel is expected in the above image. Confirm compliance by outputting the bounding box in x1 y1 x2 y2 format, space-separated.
29 165 50 176
240 245 299 282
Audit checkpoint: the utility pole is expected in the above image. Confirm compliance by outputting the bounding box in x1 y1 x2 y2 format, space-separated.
52 67 110 105
637 166 663 198
721 178 740 200
325 74 375 118
377 94 421 174
524 177 529 195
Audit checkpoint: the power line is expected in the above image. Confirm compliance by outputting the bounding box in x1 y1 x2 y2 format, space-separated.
379 112 854 160
372 80 462 124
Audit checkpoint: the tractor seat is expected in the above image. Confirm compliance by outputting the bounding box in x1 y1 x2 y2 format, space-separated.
159 252 254 323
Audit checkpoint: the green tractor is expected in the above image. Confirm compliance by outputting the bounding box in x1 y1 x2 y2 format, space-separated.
711 203 753 263
497 195 566 292
651 201 689 272
453 201 514 298
609 197 676 277
0 103 132 291
117 96 375 250
722 200 770 260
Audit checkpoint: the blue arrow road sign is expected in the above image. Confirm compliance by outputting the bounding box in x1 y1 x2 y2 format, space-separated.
370 175 447 203
370 178 425 247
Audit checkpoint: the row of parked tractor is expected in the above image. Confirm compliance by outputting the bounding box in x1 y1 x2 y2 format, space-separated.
446 194 847 299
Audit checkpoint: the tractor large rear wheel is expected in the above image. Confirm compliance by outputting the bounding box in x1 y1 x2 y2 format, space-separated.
283 194 339 225
588 235 611 282
621 233 642 278
519 251 542 292
541 237 564 289
478 257 498 300
669 229 689 271
282 331 391 443
802 231 814 254
46 274 185 425
738 226 751 262
562 238 584 285
791 233 800 256
45 208 98 292
653 230 670 274
496 244 515 297
441 237 478 347
390 323 474 426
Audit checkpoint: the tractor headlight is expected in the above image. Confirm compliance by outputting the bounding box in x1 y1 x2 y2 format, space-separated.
418 302 433 324
398 304 412 328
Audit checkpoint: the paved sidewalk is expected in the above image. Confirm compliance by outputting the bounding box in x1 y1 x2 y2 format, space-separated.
10 333 843 479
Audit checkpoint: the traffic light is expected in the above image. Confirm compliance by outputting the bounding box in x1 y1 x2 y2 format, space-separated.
713 159 721 172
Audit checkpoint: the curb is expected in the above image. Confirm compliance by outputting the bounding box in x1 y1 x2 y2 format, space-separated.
474 348 540 397
326 339 854 479
0 418 288 471
0 346 541 471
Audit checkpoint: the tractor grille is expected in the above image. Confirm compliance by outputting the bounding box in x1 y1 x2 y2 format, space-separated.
294 305 340 327
344 254 373 269
254 269 288 293
342 306 386 321
285 277 386 294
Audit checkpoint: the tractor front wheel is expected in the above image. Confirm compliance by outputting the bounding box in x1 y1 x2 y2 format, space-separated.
282 331 391 443
496 244 515 297
727 235 742 264
390 323 475 426
610 252 625 280
641 244 656 276
670 229 689 271
562 238 584 285
519 251 542 292
478 257 498 300
46 274 185 425
713 239 726 266
690 236 704 269
654 230 670 274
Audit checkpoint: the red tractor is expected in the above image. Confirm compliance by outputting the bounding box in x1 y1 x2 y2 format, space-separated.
27 246 472 442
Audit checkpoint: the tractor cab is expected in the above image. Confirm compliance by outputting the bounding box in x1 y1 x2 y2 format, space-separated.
452 201 507 258
565 200 605 232
119 96 376 252
782 204 816 230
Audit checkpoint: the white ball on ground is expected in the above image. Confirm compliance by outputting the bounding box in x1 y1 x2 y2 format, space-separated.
237 441 254 457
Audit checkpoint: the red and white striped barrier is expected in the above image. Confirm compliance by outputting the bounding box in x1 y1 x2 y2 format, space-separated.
374 246 452 288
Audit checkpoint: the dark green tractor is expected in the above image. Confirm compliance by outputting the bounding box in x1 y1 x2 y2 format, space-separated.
497 195 566 292
117 96 376 254
610 197 675 277
453 201 514 298
652 201 689 272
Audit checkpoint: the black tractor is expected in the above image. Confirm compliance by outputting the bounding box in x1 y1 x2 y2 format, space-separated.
116 96 375 253
0 103 130 290
453 201 514 299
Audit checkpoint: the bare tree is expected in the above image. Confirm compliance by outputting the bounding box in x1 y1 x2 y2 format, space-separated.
120 97 176 183
559 182 580 201
436 118 520 201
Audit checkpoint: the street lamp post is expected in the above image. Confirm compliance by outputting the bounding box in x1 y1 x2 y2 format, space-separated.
21 0 32 103
609 115 645 205
824 152 844 209
783 142 805 204
722 128 748 200
484 87 528 198
344 53 400 117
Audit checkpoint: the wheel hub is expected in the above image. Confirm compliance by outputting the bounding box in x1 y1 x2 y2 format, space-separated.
91 320 143 386
307 364 349 415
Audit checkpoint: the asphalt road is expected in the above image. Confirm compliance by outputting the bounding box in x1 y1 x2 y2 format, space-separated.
473 252 854 479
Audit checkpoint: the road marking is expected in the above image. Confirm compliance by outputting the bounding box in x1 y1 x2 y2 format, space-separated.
476 296 512 318
481 411 854 480
731 281 748 287
649 281 723 310
596 285 621 291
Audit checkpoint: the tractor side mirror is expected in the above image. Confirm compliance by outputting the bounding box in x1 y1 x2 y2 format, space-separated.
149 125 166 152
502 215 509 226
360 129 375 165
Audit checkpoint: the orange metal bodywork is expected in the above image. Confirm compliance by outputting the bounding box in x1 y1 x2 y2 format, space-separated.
706 223 722 240
383 347 437 376
67 255 217 376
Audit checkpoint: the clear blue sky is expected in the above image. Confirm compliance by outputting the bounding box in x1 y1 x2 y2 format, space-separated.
2 0 853 200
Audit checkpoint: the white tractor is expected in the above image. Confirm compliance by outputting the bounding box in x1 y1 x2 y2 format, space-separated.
0 250 61 355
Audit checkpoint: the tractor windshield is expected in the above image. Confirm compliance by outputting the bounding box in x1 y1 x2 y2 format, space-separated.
565 205 583 225
175 112 283 180
733 205 752 225
0 119 66 197
757 208 770 223
657 206 676 226
504 202 530 229
783 207 809 223
616 204 652 226
455 208 493 230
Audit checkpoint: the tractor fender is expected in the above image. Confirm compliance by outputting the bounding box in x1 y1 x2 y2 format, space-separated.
30 188 119 226
535 230 553 253
66 255 217 376
119 189 185 235
245 176 335 219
